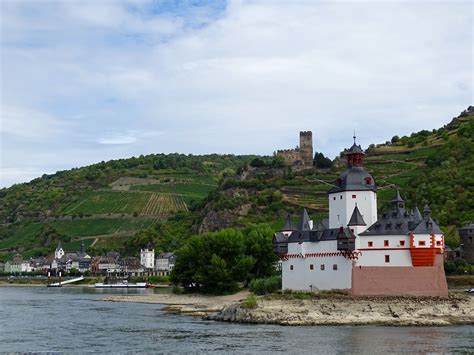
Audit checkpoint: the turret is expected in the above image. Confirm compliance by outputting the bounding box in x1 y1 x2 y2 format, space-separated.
346 135 365 167
328 137 377 228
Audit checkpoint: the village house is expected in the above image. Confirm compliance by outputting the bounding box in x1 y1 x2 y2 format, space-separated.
155 253 176 276
91 252 121 275
120 257 144 276
273 138 448 297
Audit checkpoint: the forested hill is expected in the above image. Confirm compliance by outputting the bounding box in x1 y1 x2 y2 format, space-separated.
192 106 474 245
0 106 473 261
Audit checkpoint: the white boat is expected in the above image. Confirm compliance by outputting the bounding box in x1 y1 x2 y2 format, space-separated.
94 279 147 288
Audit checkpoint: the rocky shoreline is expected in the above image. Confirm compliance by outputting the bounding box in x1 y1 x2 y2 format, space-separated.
100 291 474 326
209 294 474 326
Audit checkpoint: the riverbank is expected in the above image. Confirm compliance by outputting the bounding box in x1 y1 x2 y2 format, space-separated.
100 291 474 326
100 291 250 317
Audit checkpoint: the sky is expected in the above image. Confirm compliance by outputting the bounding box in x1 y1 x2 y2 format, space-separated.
0 0 472 188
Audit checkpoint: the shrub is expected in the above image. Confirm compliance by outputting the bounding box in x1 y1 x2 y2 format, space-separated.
249 276 281 295
148 275 170 284
241 294 258 309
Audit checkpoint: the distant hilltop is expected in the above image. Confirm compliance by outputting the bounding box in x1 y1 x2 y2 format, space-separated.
275 131 313 166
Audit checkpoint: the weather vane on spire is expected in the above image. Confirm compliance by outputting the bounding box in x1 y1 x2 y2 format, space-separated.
353 131 356 144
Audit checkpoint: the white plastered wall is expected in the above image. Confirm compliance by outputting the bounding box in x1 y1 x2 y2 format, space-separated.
356 235 412 267
329 190 377 228
282 240 352 291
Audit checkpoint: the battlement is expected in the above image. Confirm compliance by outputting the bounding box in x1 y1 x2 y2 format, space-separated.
277 148 300 154
276 131 314 166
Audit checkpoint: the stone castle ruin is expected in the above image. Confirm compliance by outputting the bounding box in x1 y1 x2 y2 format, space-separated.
275 131 313 166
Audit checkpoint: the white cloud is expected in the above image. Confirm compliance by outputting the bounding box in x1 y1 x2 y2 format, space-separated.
0 106 64 141
0 0 472 187
98 134 137 145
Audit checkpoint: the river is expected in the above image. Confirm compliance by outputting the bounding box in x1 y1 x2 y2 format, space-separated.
0 287 472 353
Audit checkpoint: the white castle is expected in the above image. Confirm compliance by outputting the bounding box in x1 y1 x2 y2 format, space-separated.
273 138 448 297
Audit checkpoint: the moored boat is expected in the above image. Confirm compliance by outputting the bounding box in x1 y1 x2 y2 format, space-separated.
94 279 147 288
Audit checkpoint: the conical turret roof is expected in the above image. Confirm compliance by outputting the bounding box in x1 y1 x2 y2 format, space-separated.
391 189 404 203
298 208 312 231
413 206 422 221
282 213 296 231
348 205 366 226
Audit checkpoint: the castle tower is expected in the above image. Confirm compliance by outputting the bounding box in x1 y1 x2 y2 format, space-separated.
328 137 377 228
299 131 313 166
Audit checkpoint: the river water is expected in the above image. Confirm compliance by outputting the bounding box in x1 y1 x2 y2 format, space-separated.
0 287 472 353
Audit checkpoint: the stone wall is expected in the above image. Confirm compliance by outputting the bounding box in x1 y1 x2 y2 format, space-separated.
276 148 301 165
351 254 448 297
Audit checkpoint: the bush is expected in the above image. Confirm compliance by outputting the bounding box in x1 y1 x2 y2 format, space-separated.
148 275 170 284
249 276 281 295
241 294 258 309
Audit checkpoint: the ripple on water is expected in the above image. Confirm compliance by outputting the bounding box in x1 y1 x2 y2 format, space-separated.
0 287 473 353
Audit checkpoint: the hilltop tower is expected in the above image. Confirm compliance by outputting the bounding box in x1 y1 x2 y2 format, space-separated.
299 131 313 166
276 131 314 166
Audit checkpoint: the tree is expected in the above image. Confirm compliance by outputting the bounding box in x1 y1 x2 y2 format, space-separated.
250 158 265 168
391 135 400 144
313 152 332 168
271 156 286 168
171 225 278 294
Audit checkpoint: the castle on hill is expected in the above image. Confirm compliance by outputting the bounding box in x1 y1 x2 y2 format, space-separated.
275 131 313 166
273 138 448 297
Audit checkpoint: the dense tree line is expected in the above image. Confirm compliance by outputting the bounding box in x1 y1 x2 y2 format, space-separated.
171 225 278 294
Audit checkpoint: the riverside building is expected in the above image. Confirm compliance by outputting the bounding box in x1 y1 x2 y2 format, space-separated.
273 138 448 297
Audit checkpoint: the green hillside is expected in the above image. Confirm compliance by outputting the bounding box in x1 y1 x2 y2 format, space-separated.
0 107 473 261
0 154 254 260
192 107 474 243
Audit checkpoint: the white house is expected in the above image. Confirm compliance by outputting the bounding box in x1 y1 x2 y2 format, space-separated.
140 243 155 270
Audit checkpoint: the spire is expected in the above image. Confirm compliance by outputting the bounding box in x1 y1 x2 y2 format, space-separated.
413 206 422 221
80 241 85 255
390 189 405 212
298 208 312 231
353 131 356 145
348 205 366 226
391 189 404 203
55 241 62 252
282 213 295 231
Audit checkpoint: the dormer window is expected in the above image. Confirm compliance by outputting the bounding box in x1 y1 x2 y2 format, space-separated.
364 177 372 185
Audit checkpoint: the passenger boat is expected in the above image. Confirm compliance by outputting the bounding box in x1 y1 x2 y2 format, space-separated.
94 279 147 288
